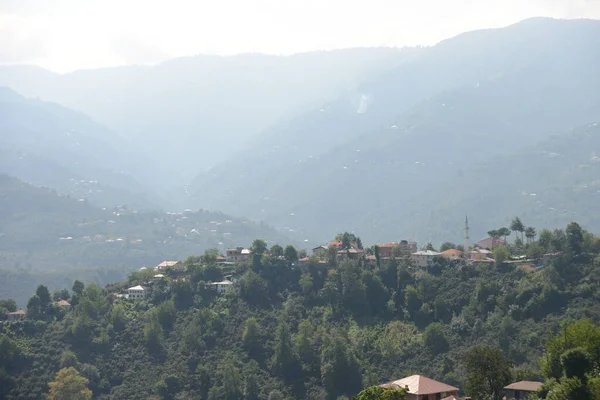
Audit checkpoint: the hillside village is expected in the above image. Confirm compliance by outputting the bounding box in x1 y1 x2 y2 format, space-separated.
1 218 598 400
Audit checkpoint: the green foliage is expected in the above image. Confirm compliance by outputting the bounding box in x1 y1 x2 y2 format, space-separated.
540 319 600 379
59 350 79 369
72 281 85 297
156 375 182 400
423 322 449 354
47 367 92 400
239 270 269 305
270 244 284 258
546 376 591 400
271 321 300 383
493 246 510 264
561 347 591 380
212 354 243 400
0 299 17 315
321 332 362 399
463 345 512 400
144 310 164 351
0 336 22 370
110 304 127 331
251 239 268 256
284 245 299 263
439 242 456 252
52 289 70 302
566 222 584 255
243 360 261 400
242 317 262 359
155 299 176 329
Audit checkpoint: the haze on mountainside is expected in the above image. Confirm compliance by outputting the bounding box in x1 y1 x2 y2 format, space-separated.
1 1 600 253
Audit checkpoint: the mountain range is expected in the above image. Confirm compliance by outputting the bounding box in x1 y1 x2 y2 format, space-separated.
1 17 599 247
187 17 600 243
0 48 419 190
0 87 169 210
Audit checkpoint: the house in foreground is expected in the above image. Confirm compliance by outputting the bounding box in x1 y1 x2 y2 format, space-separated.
504 381 543 400
380 374 460 400
6 310 26 322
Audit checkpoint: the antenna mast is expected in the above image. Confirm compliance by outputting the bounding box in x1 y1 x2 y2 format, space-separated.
464 214 470 257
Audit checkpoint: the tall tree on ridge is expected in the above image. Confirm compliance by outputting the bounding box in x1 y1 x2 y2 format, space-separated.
510 217 525 243
525 227 537 243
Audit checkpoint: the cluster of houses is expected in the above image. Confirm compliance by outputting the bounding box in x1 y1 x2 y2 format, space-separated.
5 300 71 322
119 259 239 299
120 232 555 301
298 238 498 268
380 374 542 400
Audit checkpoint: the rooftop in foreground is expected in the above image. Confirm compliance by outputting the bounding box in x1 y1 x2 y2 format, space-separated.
381 375 459 395
504 381 543 392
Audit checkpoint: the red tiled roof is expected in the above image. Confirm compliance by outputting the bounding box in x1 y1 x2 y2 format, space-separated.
476 237 506 249
381 375 459 395
57 300 71 306
8 310 26 315
504 381 543 392
298 257 310 262
441 249 462 255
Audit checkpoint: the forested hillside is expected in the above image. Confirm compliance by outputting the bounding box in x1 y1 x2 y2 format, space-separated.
0 87 169 210
1 220 599 399
188 18 600 244
0 174 290 306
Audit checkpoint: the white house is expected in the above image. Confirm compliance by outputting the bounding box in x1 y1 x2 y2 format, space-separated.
127 285 150 299
411 250 441 268
226 248 252 262
210 280 233 294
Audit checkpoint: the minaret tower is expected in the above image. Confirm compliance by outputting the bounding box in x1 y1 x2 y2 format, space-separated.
464 214 470 257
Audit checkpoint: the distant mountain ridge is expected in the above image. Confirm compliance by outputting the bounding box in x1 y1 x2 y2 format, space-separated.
0 48 422 190
187 17 600 244
0 87 171 209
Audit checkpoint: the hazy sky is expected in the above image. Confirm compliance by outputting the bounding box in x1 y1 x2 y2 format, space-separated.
1 0 599 72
